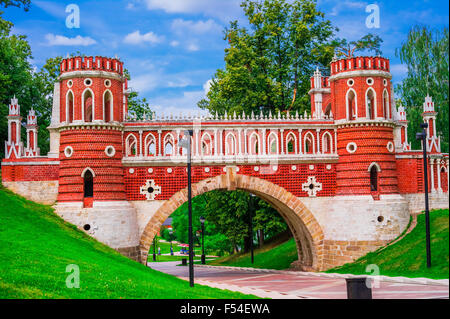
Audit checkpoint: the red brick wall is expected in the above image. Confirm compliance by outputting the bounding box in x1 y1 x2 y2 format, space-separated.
1 164 59 182
124 163 337 201
336 124 398 195
57 128 126 202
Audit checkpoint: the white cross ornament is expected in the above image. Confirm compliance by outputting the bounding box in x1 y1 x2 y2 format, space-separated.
140 180 162 201
302 176 322 197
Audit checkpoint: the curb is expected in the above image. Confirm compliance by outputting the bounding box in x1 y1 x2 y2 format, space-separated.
195 265 449 287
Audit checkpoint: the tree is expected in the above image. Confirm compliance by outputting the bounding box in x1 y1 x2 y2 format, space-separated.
334 33 383 58
395 26 449 153
198 0 337 116
123 69 152 120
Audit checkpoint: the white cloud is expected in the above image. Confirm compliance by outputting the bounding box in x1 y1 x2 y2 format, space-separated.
203 79 213 96
143 0 242 21
328 0 367 16
150 90 206 115
170 40 180 47
171 19 222 35
124 30 164 45
45 34 97 46
187 43 200 52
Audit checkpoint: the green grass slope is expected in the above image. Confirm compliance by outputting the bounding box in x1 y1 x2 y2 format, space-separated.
326 209 449 279
208 237 298 270
0 187 257 299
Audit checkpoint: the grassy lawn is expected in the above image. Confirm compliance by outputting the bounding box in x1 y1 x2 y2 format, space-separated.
207 238 298 270
0 187 257 299
326 209 449 279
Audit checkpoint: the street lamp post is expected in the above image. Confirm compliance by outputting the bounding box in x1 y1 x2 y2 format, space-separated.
200 216 206 265
153 235 157 262
169 229 174 256
179 130 195 287
416 122 432 268
249 194 255 264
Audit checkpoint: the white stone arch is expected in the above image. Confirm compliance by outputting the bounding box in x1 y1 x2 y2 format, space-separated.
248 131 260 155
125 133 138 157
382 88 390 119
201 132 213 156
368 162 382 172
321 131 333 154
286 131 297 154
81 167 96 178
267 131 279 155
304 131 315 154
81 88 95 122
103 89 114 122
346 88 358 120
164 133 175 156
144 133 157 157
225 132 237 156
65 89 74 123
365 87 377 119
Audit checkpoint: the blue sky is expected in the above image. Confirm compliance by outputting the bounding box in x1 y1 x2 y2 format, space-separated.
4 0 449 115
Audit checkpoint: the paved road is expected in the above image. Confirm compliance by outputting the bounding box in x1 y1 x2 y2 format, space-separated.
148 262 449 299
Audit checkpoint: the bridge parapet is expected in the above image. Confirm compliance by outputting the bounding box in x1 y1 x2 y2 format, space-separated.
122 114 337 166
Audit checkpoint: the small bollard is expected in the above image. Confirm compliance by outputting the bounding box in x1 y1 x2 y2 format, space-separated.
346 277 372 299
181 258 187 266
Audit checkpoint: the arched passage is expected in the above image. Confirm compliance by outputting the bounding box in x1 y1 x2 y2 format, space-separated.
139 168 325 271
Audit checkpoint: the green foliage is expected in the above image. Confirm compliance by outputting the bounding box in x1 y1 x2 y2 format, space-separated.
0 186 257 298
209 237 298 270
198 0 337 116
334 33 383 58
170 190 287 256
326 209 449 279
395 26 449 153
124 69 152 120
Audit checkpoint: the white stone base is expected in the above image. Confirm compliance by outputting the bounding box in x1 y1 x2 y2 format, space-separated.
130 200 166 238
403 192 449 213
54 201 139 250
300 194 411 242
2 181 58 205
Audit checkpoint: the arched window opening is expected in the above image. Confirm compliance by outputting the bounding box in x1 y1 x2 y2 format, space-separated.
83 90 93 122
268 133 278 155
304 133 314 154
225 133 236 156
347 90 356 120
383 90 389 119
370 166 378 191
164 134 175 156
84 170 94 198
145 134 156 157
324 103 332 118
366 89 375 120
104 91 113 122
322 133 332 154
67 91 74 123
201 134 213 156
286 133 296 154
249 133 259 155
126 135 137 157
165 143 173 156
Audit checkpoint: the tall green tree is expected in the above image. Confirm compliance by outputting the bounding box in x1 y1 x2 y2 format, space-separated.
198 0 337 116
395 26 449 153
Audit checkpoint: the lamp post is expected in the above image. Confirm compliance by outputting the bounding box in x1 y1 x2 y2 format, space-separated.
152 235 157 262
249 194 255 264
200 216 206 264
179 130 194 287
416 122 432 268
169 229 174 256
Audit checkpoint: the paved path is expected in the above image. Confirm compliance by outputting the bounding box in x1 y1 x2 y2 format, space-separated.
148 262 449 299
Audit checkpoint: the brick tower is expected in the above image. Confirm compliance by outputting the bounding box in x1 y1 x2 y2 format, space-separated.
5 96 23 159
328 56 399 198
53 56 139 259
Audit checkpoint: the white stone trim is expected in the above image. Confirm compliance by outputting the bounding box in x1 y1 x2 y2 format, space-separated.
64 146 74 158
328 69 392 82
346 142 357 154
105 145 116 157
368 162 381 173
81 167 96 177
59 70 124 82
1 161 60 166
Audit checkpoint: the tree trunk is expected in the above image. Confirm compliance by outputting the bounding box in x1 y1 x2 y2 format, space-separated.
259 229 264 247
